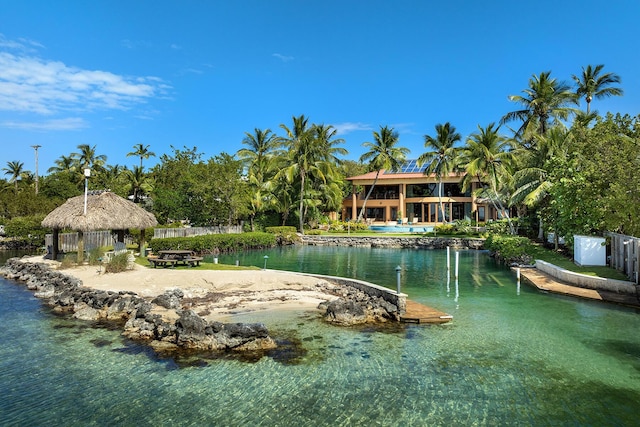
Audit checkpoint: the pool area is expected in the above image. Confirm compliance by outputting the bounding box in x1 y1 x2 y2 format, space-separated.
369 224 434 233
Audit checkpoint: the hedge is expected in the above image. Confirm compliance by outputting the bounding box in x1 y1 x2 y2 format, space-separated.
148 232 276 254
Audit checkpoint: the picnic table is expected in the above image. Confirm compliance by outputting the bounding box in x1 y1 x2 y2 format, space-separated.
148 250 203 268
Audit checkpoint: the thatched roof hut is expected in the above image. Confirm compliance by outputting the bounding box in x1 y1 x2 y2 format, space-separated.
42 191 158 261
42 191 158 232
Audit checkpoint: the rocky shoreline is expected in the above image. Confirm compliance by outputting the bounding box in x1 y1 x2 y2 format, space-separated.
301 235 485 250
1 257 403 355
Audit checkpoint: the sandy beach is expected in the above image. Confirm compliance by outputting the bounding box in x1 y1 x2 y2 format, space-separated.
23 256 339 321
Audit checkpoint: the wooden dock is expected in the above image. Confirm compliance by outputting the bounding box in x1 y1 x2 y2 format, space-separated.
400 300 453 324
518 267 640 307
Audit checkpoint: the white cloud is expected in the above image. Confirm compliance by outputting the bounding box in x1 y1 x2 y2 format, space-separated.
272 53 294 63
1 117 88 131
332 122 374 135
0 49 169 115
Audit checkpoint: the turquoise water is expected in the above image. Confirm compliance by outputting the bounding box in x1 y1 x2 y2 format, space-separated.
2 248 640 426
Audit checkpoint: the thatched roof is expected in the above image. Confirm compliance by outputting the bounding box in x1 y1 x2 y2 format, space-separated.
42 191 158 232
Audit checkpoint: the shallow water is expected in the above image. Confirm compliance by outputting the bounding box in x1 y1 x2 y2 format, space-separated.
2 248 640 425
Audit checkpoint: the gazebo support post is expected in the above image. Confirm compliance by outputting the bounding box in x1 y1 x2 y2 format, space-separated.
139 228 146 256
77 230 85 263
52 229 59 261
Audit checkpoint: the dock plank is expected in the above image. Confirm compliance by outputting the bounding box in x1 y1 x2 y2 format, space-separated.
518 267 640 307
400 300 452 324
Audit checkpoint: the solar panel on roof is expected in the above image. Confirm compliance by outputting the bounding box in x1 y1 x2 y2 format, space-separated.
383 159 428 174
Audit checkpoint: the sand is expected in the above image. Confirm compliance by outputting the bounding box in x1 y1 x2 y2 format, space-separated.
23 256 339 321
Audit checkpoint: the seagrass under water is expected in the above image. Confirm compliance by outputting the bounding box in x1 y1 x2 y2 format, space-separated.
1 248 639 426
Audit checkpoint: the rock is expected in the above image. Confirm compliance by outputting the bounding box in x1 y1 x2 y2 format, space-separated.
152 289 184 309
3 258 278 355
324 299 368 325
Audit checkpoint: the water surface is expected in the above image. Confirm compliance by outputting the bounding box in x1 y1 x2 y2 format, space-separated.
2 247 640 425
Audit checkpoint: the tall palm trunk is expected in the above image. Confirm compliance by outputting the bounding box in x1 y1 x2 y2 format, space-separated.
298 170 306 234
438 179 446 223
356 171 380 222
490 187 515 234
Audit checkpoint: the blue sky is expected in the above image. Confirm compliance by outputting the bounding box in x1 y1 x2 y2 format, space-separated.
1 1 639 174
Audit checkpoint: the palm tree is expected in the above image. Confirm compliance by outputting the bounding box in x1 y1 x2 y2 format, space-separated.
280 115 315 233
572 64 623 114
3 160 24 193
238 128 282 183
501 71 578 143
47 155 76 174
237 128 282 231
418 122 461 223
124 165 153 203
74 144 107 171
127 143 156 169
459 123 515 233
512 126 572 244
309 124 348 223
357 126 409 223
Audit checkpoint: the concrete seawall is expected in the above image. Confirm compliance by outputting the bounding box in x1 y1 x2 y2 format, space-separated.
535 260 638 296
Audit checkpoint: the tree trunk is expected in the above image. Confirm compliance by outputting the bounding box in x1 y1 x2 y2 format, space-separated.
298 171 305 234
356 171 380 223
438 179 446 223
77 231 85 263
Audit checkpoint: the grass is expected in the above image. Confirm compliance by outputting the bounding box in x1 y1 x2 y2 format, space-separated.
527 244 629 281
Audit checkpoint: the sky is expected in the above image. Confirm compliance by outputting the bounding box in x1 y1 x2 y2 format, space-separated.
1 0 639 175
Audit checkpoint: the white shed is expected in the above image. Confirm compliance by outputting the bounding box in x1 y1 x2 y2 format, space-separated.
574 235 606 266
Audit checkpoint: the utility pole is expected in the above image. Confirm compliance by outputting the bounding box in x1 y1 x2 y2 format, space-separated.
31 145 41 195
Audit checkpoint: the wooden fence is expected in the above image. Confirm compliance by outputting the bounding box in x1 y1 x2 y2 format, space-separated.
45 231 134 253
46 226 243 252
607 232 640 284
152 226 242 239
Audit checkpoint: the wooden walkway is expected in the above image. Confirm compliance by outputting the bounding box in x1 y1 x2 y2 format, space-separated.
518 267 640 308
400 300 453 324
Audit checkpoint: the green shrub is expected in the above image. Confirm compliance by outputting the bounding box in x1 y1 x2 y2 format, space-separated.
433 223 457 234
306 229 323 235
148 232 277 254
4 214 48 246
328 220 368 232
484 234 534 265
104 252 130 273
265 226 299 245
484 219 512 235
87 247 105 266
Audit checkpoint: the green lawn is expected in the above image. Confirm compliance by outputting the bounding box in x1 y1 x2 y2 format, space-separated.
527 244 628 280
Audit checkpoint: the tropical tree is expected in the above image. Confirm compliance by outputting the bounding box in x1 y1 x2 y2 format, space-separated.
357 126 408 222
238 128 282 183
501 71 578 144
309 124 348 222
47 155 76 174
458 123 515 233
3 161 24 193
73 144 107 173
124 165 154 203
418 122 461 223
237 128 282 230
279 115 317 234
572 64 623 114
127 143 156 169
511 126 573 244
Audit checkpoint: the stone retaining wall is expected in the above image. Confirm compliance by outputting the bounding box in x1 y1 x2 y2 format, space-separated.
304 272 407 314
301 235 485 250
535 259 638 295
